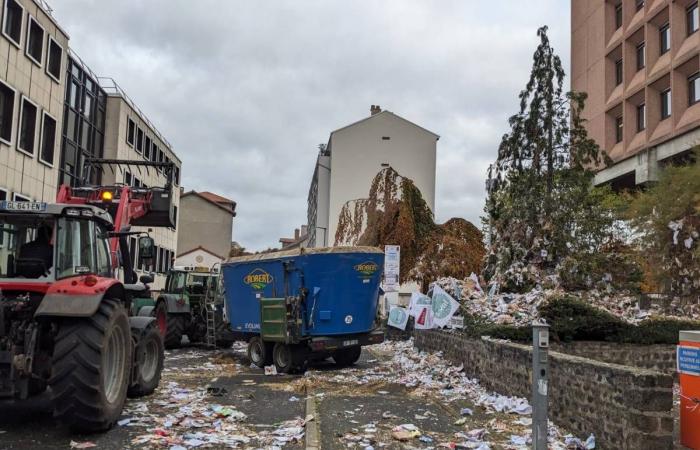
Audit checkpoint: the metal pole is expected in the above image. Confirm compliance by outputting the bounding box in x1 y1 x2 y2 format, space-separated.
532 320 549 450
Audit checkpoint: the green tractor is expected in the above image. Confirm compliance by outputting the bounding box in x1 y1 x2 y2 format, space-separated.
133 265 235 349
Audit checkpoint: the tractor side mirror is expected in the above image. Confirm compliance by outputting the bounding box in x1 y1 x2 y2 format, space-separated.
138 236 155 262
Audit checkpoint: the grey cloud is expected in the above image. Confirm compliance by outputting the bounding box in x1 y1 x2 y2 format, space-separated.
53 0 570 250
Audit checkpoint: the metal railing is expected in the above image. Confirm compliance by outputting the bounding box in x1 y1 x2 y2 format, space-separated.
97 77 174 151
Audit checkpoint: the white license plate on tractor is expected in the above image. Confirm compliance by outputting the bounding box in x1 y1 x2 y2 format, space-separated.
343 339 358 347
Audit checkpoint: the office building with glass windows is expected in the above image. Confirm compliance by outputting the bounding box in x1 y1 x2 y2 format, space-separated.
572 0 700 188
0 0 69 203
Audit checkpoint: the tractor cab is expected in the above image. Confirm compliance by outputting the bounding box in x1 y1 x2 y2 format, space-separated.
0 201 113 283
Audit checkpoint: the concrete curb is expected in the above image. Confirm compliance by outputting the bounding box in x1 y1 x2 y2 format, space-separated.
305 394 321 450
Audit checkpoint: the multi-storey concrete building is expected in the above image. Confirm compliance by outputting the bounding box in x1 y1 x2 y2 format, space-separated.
306 105 439 247
99 78 182 290
0 0 69 203
572 0 700 187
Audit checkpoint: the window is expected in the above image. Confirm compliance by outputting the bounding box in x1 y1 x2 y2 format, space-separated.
129 236 137 269
25 15 44 66
173 205 178 229
18 96 37 156
174 166 180 185
124 171 132 186
690 72 700 105
151 143 158 162
2 0 23 48
615 116 623 143
158 247 164 273
615 3 623 29
0 188 6 247
659 24 670 54
13 193 29 201
688 2 699 35
636 0 644 11
46 36 63 82
95 226 111 277
615 59 623 86
39 111 56 165
661 89 671 119
0 80 15 145
56 218 96 279
136 127 143 154
144 136 151 160
636 42 645 70
636 103 646 131
126 118 135 146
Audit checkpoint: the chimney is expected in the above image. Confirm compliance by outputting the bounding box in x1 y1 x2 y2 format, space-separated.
294 228 300 240
370 105 382 115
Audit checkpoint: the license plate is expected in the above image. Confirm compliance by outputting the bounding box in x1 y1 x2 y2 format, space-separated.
0 201 47 212
343 339 358 347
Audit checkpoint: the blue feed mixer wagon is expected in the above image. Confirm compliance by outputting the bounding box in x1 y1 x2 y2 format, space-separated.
221 246 385 373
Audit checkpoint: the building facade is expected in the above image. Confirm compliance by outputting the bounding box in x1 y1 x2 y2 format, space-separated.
572 0 700 187
99 79 182 290
306 106 438 247
59 51 106 187
175 191 236 267
0 0 69 203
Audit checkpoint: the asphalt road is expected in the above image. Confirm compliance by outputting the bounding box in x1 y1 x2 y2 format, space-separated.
0 340 534 450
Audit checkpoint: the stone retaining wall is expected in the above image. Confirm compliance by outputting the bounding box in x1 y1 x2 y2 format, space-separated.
551 341 676 375
414 330 674 450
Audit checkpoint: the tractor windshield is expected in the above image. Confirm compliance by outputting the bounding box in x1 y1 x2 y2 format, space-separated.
55 217 112 279
0 214 56 280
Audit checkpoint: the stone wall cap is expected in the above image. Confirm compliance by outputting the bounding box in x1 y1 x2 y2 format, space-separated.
680 330 700 343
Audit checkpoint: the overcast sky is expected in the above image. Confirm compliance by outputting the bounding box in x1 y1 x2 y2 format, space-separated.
53 0 570 251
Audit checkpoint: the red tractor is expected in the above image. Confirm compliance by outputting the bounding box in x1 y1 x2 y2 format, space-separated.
0 159 174 432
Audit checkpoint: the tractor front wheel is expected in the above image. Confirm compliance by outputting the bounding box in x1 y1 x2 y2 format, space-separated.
128 323 164 398
50 299 132 432
153 301 168 339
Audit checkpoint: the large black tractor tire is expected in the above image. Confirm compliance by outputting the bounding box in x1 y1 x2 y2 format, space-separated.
50 299 132 432
127 323 164 398
164 314 185 349
247 336 273 368
333 346 362 367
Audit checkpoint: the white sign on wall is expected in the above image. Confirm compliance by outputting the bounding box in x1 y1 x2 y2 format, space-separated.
384 245 400 293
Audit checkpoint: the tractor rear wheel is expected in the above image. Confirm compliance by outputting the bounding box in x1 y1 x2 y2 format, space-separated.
128 322 164 398
50 299 132 432
333 346 362 367
164 314 185 349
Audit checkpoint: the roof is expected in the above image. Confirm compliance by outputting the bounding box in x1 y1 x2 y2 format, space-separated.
225 246 382 263
330 110 440 140
199 191 235 205
181 191 237 216
176 246 225 260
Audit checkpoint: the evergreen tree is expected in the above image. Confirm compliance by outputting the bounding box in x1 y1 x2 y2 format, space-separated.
484 26 614 292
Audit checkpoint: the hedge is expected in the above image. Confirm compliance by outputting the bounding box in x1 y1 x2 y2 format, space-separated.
463 295 700 345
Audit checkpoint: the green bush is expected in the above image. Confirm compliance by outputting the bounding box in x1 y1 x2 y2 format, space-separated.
615 318 700 345
460 295 700 344
539 295 626 342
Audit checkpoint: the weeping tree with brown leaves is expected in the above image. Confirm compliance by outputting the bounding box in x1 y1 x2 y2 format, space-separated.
483 26 619 292
336 167 484 286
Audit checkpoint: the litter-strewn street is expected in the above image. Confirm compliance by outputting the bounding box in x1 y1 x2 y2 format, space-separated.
1 340 593 449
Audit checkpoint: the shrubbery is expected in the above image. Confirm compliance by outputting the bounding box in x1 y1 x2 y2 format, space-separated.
462 295 700 345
